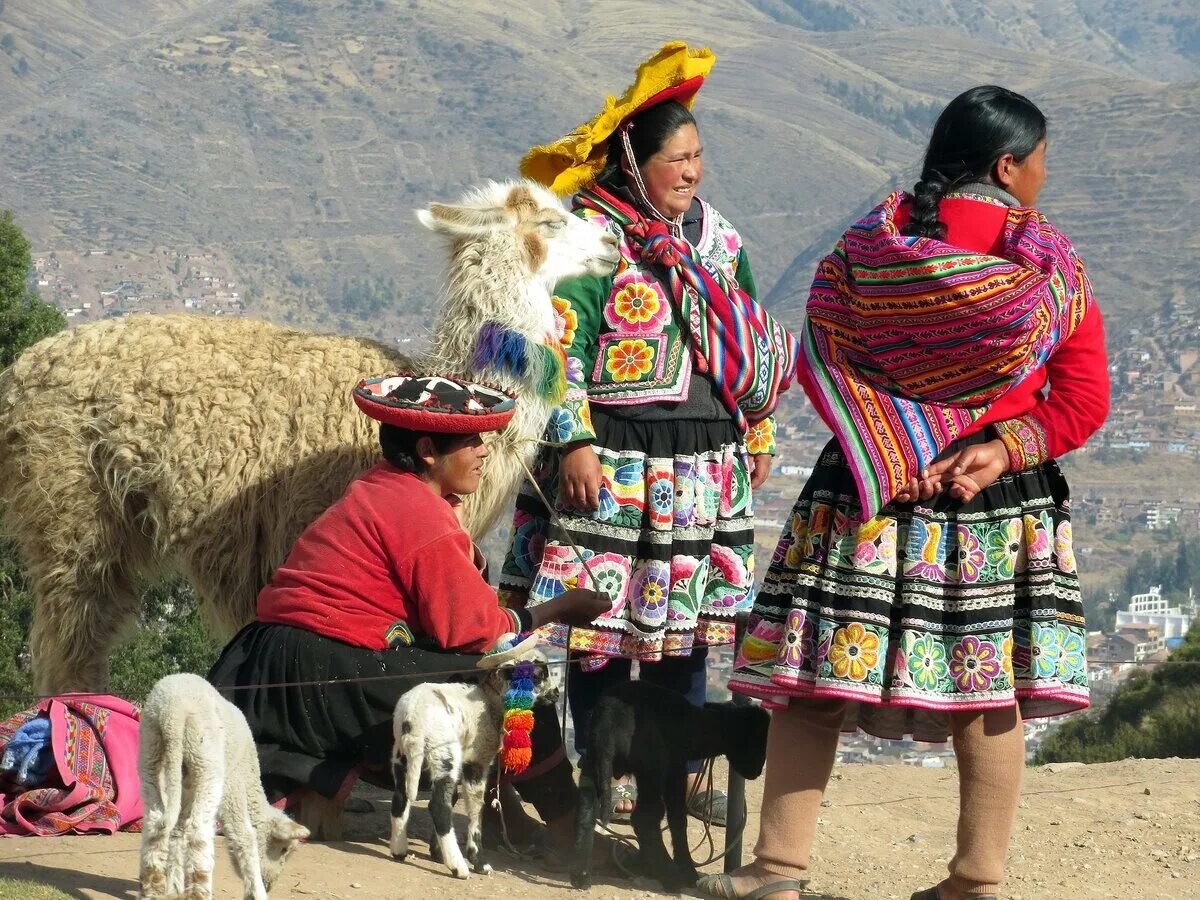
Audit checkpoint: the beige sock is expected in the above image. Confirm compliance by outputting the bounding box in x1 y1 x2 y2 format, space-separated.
945 705 1025 896
751 699 845 879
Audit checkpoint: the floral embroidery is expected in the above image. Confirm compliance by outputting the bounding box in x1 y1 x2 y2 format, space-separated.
544 408 574 444
696 459 723 525
994 415 1049 472
647 468 675 529
907 633 949 692
985 519 1022 580
566 355 584 383
1057 626 1086 680
673 460 697 528
630 563 670 625
559 384 594 442
605 338 656 382
828 622 879 682
852 516 888 568
949 636 1002 692
721 453 1088 724
744 418 775 455
779 510 809 569
506 510 547 579
531 543 584 599
551 295 578 349
781 608 814 668
579 551 631 618
1030 622 1061 679
607 276 670 332
954 524 986 583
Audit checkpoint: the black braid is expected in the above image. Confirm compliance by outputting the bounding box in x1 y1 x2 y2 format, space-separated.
905 171 951 239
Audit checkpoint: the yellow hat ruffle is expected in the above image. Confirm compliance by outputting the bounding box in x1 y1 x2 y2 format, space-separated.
521 41 716 197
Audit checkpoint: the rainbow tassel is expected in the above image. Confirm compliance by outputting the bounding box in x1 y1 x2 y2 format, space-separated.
501 660 537 775
535 341 568 405
473 322 529 377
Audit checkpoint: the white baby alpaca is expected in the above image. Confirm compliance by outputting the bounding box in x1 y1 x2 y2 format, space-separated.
138 673 308 900
390 660 555 880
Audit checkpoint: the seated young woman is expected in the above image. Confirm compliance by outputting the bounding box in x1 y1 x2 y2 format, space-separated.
207 373 611 856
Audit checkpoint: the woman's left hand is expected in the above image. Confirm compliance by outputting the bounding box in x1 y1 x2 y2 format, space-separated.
750 453 772 489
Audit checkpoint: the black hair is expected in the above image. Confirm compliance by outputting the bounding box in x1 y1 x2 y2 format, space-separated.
379 424 468 474
596 99 698 189
904 85 1047 239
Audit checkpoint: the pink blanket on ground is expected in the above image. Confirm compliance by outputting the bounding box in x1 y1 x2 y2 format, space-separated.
0 694 142 836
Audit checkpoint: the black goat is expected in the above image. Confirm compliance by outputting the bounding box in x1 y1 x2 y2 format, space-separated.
571 679 770 892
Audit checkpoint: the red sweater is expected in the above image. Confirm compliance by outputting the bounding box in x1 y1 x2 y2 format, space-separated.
256 463 512 652
892 197 1110 462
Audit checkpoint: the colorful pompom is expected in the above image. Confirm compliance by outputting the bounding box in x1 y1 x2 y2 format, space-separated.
501 746 533 771
506 709 535 730
500 660 539 775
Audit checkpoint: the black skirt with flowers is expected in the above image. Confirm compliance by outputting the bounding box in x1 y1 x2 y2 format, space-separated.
728 435 1089 742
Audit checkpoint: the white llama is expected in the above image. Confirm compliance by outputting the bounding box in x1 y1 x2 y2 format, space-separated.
138 673 309 900
0 180 618 693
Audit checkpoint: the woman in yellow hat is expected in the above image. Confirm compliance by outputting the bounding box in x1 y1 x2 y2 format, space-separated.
501 43 800 825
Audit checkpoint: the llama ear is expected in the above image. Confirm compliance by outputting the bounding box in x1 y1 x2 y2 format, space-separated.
418 203 510 237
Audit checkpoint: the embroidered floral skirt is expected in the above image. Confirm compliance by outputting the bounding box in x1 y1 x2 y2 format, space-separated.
728 437 1089 742
499 411 756 661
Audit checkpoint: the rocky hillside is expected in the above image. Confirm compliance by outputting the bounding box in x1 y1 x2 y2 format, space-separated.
0 0 1195 338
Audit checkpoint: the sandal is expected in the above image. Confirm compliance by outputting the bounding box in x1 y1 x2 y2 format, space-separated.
611 780 637 821
688 786 729 826
696 872 807 899
910 890 996 900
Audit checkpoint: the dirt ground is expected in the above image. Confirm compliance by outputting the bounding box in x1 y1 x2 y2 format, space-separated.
0 757 1196 900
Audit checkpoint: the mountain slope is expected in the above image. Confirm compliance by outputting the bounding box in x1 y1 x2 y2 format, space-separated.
0 0 1194 338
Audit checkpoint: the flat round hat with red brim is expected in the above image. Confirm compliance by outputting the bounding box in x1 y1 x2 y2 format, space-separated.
353 373 516 434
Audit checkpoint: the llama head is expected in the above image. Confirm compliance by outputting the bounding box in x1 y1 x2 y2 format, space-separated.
418 180 620 288
418 180 619 343
257 809 309 890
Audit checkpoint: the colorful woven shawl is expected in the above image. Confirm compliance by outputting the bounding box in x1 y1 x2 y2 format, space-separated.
575 186 800 432
804 192 1092 517
0 695 143 835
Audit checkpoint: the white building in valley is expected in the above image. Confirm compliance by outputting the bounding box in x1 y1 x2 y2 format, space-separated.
1115 585 1195 641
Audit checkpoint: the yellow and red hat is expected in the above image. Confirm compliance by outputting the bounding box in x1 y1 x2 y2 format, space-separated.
352 373 516 434
520 41 716 198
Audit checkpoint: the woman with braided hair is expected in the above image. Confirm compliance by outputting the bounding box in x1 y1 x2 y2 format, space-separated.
708 86 1110 899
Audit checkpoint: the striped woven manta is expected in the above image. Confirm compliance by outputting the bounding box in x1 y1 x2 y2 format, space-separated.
803 191 1092 518
577 186 800 433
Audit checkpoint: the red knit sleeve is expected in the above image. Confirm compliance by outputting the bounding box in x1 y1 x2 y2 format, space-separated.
994 305 1110 469
402 530 515 653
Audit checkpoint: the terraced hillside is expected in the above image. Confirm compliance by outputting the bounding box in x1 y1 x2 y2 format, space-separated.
0 0 1195 337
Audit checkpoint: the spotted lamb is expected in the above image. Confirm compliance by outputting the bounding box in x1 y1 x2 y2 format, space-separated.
138 673 309 900
388 657 557 880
